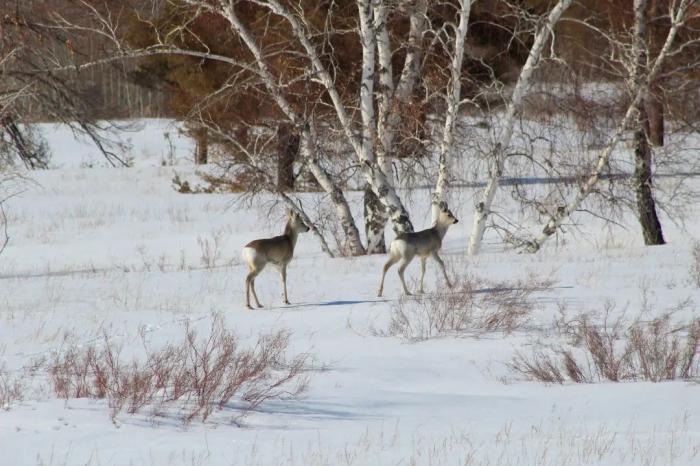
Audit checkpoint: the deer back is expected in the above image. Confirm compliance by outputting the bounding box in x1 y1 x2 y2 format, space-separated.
245 234 295 265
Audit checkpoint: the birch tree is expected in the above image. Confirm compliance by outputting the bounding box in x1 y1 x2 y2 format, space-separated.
523 0 696 252
364 0 427 253
467 0 573 255
432 0 472 221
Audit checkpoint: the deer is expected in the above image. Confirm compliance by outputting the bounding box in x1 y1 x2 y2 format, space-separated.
242 210 310 309
377 204 458 297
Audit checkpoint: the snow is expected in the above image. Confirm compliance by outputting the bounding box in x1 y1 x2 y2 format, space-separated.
1 119 699 465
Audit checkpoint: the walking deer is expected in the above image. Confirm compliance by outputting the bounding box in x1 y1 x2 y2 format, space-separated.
377 205 458 297
242 210 310 309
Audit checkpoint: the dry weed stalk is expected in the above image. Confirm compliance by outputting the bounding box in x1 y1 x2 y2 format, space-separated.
197 230 224 269
691 243 700 288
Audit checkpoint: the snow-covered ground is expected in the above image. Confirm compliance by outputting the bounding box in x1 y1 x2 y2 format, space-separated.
1 120 699 465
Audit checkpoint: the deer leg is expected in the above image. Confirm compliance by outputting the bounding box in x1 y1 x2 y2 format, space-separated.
398 254 415 295
245 271 257 309
246 269 263 308
418 256 427 294
250 277 263 308
280 265 289 305
245 273 251 309
378 256 399 297
432 251 452 289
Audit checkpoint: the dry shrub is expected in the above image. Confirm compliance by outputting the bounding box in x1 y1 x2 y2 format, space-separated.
511 308 700 384
627 318 700 381
378 277 552 341
48 319 308 423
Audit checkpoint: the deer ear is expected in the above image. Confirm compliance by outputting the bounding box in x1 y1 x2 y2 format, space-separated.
439 201 449 212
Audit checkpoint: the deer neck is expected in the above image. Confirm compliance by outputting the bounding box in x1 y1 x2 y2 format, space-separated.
284 222 299 249
433 221 451 240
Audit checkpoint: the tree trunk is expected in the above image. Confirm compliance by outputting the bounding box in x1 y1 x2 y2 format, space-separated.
633 0 665 245
646 83 664 146
647 0 665 147
364 184 387 254
633 108 665 245
194 127 208 165
277 123 297 191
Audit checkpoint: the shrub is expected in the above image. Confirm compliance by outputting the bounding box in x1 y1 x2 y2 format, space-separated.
377 277 552 341
48 319 309 423
511 311 700 384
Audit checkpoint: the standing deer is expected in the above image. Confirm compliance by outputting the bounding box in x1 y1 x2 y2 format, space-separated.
242 210 310 309
377 205 458 297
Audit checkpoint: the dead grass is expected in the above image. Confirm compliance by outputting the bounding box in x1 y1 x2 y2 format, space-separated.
511 306 700 384
197 230 224 269
48 319 309 423
376 276 552 341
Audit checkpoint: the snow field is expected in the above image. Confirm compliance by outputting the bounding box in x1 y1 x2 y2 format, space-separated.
1 120 699 465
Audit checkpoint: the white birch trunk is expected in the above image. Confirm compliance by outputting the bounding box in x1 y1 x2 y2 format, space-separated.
467 0 573 255
432 0 472 222
374 0 394 177
525 0 692 252
224 4 366 256
358 0 377 179
364 0 388 253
